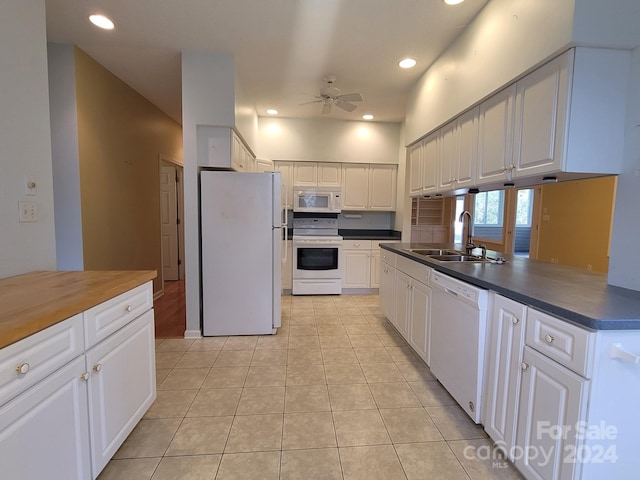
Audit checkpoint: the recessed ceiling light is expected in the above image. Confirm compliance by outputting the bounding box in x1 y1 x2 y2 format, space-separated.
266 109 278 115
89 14 115 30
398 58 417 69
443 0 465 5
362 114 374 120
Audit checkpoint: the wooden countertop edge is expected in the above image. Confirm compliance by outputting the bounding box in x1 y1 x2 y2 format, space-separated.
0 270 157 349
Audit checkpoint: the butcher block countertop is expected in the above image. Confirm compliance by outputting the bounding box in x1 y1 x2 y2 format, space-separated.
0 270 157 349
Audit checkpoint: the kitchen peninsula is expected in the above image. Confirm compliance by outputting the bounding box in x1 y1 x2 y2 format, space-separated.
380 243 640 480
0 270 157 480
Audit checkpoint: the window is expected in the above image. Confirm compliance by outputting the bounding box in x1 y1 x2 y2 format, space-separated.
473 190 504 226
515 189 534 227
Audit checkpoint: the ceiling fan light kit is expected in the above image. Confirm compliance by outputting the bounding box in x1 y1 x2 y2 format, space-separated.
299 74 363 115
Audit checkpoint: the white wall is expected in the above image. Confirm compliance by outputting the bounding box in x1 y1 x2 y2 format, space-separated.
405 0 574 145
0 0 56 278
48 43 83 270
257 117 401 164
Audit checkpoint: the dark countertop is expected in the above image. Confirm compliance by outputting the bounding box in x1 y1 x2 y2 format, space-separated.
339 229 402 240
381 243 640 331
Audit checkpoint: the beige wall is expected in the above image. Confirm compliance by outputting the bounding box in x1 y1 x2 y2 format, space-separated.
537 176 616 273
74 48 183 293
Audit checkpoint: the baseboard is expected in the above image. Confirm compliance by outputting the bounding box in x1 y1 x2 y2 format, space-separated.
341 288 379 295
183 329 202 339
153 289 164 300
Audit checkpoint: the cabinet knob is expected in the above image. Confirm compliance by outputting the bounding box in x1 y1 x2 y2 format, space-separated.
545 334 555 344
93 363 102 373
80 372 90 381
125 304 133 313
521 362 529 371
512 317 520 325
354 243 360 247
16 362 30 375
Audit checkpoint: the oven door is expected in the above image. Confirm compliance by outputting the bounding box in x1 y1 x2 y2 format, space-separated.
293 238 342 279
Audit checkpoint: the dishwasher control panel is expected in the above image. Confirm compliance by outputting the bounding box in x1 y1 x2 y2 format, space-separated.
431 271 488 310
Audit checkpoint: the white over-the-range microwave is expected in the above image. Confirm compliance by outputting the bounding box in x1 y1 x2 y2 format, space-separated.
293 186 342 213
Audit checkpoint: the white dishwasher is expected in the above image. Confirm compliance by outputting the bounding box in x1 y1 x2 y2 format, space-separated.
430 270 488 423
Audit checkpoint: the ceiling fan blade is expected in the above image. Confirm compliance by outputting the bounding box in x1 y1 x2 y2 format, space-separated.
336 101 357 112
298 99 322 106
338 93 363 103
321 103 332 115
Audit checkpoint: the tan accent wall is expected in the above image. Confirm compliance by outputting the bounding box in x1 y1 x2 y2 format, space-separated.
74 48 183 293
537 176 617 273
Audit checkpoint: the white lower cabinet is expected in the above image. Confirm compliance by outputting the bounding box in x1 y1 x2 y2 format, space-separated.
407 279 430 364
379 254 396 322
0 355 91 480
516 346 589 480
0 281 156 480
483 293 527 460
370 248 381 288
86 310 156 475
343 243 371 289
394 271 411 338
282 240 292 290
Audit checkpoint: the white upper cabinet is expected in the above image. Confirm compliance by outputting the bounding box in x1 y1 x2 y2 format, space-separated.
368 164 397 210
274 161 294 209
198 127 255 172
293 162 317 186
342 164 369 210
293 162 341 186
408 142 423 196
456 106 478 188
438 121 457 192
421 132 438 195
476 85 516 185
317 163 341 186
342 164 397 211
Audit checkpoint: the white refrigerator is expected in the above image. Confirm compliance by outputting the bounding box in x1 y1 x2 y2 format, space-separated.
200 170 283 335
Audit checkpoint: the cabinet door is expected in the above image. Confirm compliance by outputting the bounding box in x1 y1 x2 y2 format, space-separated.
86 310 156 476
255 159 274 173
456 107 478 188
483 294 527 459
516 346 589 480
342 164 369 210
343 250 371 289
379 264 396 322
282 240 292 290
421 133 438 194
394 271 411 338
408 143 423 196
477 85 515 185
293 162 318 186
408 280 430 364
274 161 294 209
370 249 381 288
368 164 397 210
317 163 341 186
231 132 246 172
438 121 457 192
0 356 91 480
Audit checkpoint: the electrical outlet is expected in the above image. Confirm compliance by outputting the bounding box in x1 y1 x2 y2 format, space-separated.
18 201 38 222
24 175 38 195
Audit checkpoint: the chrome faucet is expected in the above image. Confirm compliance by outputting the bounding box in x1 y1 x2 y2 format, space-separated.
478 244 487 259
458 210 475 254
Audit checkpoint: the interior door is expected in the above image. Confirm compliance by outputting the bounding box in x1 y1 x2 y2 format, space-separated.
160 165 179 280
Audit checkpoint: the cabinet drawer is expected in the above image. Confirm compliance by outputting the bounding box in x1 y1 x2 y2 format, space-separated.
0 314 84 405
343 239 372 250
525 308 595 377
397 255 431 285
380 250 396 266
84 281 153 349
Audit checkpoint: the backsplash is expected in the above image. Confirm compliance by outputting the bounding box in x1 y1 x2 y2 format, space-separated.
338 211 395 229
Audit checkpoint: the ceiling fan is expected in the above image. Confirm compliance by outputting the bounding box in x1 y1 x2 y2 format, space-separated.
300 75 363 114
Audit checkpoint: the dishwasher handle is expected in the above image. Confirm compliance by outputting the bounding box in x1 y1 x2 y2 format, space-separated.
444 287 458 297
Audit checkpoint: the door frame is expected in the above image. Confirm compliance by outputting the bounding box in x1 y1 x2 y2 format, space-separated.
159 154 185 290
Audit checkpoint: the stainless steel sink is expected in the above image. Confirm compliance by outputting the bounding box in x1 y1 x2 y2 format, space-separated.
409 249 461 256
428 254 487 262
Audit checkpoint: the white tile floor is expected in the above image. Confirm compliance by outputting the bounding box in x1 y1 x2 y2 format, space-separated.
98 294 523 480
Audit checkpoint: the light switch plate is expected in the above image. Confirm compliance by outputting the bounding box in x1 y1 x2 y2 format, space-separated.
19 201 38 222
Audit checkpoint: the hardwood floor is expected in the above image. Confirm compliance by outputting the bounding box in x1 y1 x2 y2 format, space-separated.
154 279 186 338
